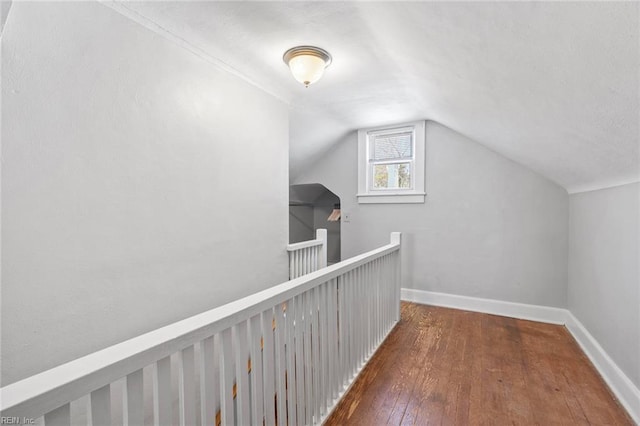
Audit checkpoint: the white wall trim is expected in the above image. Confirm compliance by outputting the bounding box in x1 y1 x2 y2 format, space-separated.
401 288 568 324
401 288 640 424
564 312 640 424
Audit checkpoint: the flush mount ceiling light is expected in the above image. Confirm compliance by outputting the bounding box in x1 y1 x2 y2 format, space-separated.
283 46 332 88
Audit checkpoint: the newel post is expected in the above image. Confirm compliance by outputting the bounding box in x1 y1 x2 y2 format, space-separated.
390 232 402 322
316 228 328 269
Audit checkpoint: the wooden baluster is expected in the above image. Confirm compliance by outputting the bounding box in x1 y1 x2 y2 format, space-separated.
370 261 374 347
178 345 196 426
219 328 235 426
392 233 402 322
124 369 144 426
368 261 372 353
153 356 172 426
357 265 362 365
390 255 395 329
352 268 359 372
200 336 218 426
262 308 276 426
387 254 392 330
381 257 387 333
321 278 339 410
234 321 251 426
44 403 70 426
357 266 364 366
351 267 357 371
344 270 353 382
285 297 298 426
374 259 379 352
387 253 392 323
289 251 294 280
337 274 346 388
367 261 374 356
376 258 380 344
312 285 322 422
312 246 318 272
330 277 345 404
249 314 265 426
89 384 111 426
376 257 382 344
305 247 310 275
302 248 306 276
310 247 315 273
303 291 313 425
310 246 314 273
292 251 297 279
379 256 384 333
295 294 306 424
392 254 397 326
274 304 287 426
319 282 329 416
362 262 368 359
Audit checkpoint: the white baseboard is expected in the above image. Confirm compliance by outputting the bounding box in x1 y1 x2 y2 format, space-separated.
400 288 568 324
565 312 640 424
401 288 640 424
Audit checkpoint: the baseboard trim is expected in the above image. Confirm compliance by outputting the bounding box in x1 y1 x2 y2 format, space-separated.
400 288 568 324
565 312 640 424
401 288 640 424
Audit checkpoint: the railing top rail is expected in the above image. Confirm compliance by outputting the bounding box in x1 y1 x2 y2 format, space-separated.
1 235 401 419
286 238 323 251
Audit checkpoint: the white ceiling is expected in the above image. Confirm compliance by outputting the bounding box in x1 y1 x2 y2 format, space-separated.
114 1 639 193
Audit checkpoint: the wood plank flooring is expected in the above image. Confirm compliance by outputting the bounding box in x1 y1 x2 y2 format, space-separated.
325 302 633 425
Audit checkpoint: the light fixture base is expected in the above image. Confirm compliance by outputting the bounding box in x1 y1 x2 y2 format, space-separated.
283 45 332 87
282 46 332 67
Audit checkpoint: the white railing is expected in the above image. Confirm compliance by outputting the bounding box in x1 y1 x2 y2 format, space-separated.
1 232 402 426
287 229 327 279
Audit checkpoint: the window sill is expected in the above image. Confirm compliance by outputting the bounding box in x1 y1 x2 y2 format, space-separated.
357 192 426 204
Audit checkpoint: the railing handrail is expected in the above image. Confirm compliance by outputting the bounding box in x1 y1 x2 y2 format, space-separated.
286 228 326 252
0 233 401 419
286 238 323 251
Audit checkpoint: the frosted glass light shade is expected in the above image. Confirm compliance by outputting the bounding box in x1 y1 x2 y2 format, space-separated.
283 46 332 87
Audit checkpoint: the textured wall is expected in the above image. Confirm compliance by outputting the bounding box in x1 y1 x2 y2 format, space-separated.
568 183 640 388
294 121 569 307
1 2 289 385
289 205 314 243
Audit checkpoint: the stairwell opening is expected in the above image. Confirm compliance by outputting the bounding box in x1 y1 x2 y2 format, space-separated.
289 183 341 265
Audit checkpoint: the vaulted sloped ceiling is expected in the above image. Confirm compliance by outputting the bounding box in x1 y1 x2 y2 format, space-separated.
112 1 639 193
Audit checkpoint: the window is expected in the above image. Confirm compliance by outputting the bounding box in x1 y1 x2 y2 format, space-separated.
357 121 426 204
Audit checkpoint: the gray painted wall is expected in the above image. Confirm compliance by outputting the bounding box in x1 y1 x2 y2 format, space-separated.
312 191 341 264
294 121 569 307
289 184 341 263
1 2 289 385
568 183 640 388
289 205 314 243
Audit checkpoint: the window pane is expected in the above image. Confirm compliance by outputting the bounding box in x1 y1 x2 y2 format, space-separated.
373 163 412 189
371 131 413 161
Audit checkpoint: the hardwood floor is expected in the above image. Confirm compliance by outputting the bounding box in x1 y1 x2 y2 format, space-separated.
325 302 633 425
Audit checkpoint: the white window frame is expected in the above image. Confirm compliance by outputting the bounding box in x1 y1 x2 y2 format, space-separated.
357 120 426 204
